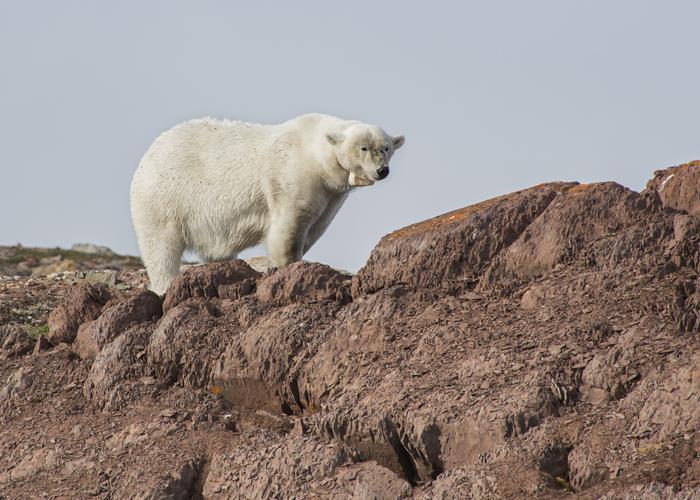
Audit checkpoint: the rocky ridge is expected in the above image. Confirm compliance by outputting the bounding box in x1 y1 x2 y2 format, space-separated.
0 161 699 498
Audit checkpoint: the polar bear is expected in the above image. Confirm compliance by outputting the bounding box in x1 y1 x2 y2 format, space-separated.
130 113 405 294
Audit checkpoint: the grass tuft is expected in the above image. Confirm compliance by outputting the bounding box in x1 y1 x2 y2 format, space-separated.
22 323 49 339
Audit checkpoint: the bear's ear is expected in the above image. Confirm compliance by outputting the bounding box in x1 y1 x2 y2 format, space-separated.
392 135 406 150
326 132 345 146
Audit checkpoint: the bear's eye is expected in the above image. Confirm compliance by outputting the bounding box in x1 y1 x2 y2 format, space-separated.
383 146 389 152
360 146 368 152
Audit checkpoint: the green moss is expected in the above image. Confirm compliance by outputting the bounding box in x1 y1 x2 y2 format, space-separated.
0 246 142 269
555 477 574 493
22 324 49 339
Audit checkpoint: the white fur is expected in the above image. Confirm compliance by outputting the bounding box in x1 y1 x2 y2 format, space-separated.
130 113 405 294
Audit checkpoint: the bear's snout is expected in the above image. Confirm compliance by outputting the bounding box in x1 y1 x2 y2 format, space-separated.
376 166 390 180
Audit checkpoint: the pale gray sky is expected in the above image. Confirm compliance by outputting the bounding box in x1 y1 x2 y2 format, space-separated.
1 1 699 271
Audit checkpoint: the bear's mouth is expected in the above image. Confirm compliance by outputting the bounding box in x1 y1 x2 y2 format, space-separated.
349 172 375 187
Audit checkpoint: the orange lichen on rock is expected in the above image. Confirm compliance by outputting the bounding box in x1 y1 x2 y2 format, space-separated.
567 183 593 194
385 196 502 241
677 160 700 170
386 182 578 241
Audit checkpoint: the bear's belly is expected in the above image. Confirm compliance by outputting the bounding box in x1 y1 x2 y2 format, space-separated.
185 205 269 259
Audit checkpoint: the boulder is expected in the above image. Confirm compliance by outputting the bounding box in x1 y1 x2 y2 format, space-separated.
633 352 700 441
352 182 575 296
480 182 662 287
147 295 342 414
162 260 260 312
146 299 225 387
83 324 153 410
74 289 162 360
256 261 351 306
646 160 700 217
5 163 700 498
47 282 110 345
33 335 51 354
0 367 34 401
211 300 342 414
202 433 411 499
0 325 34 359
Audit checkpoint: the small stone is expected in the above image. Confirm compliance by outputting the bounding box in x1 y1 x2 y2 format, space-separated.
548 345 563 356
291 418 306 436
70 243 116 256
245 256 274 273
0 325 34 359
82 270 118 287
460 291 482 301
579 385 607 405
521 286 545 310
33 335 51 354
0 367 34 401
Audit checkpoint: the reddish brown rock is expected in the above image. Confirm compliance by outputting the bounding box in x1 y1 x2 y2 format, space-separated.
47 282 110 345
646 160 700 217
83 324 153 410
162 260 260 312
202 433 411 499
74 289 162 360
352 182 575 296
0 367 34 401
579 328 641 404
480 182 662 287
567 446 608 490
112 455 205 499
146 299 224 386
141 458 202 500
632 352 700 442
3 164 700 498
673 275 700 333
255 261 351 306
147 295 343 414
0 325 34 359
667 214 700 274
210 300 343 414
32 335 51 354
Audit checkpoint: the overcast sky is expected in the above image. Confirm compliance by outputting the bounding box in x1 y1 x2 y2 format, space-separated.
1 1 699 271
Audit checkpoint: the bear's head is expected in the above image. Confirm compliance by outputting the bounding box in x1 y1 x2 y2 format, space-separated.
326 124 405 187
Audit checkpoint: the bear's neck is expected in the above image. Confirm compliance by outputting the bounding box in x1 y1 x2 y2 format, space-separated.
317 151 351 194
321 160 352 194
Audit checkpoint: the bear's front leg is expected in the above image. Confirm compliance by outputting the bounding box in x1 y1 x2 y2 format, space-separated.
265 211 309 267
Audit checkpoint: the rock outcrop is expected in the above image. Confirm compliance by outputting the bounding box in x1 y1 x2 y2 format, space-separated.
1 162 699 498
647 160 700 217
162 260 261 313
47 282 112 345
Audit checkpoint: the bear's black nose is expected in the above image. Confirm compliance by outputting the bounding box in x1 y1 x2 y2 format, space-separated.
376 166 389 180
